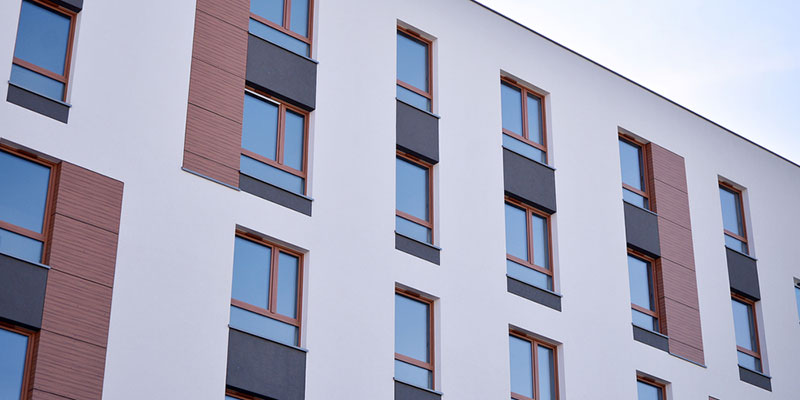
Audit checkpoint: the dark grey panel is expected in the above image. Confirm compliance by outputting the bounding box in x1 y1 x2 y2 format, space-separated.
227 328 307 400
7 84 70 123
239 173 312 216
0 253 48 329
623 201 661 258
739 366 771 391
632 325 669 352
395 233 440 265
246 34 317 111
502 148 556 214
52 0 82 12
396 100 439 164
507 276 562 311
395 380 442 400
726 247 760 300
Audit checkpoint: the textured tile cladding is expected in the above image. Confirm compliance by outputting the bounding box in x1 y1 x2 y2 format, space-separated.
32 162 123 400
647 143 705 365
182 0 249 186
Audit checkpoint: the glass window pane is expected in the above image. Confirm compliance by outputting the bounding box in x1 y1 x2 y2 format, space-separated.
537 345 556 400
526 94 544 145
396 216 431 244
397 32 428 92
232 237 271 309
504 203 528 261
731 299 757 351
0 228 43 264
276 252 299 318
724 234 748 254
394 359 432 389
737 351 761 372
395 294 429 362
507 259 552 291
628 255 654 311
0 150 50 233
531 214 549 269
242 93 279 161
397 85 431 111
502 133 546 164
230 306 297 346
251 0 283 24
225 396 237 400
14 0 71 74
501 83 523 136
719 187 744 236
396 157 429 221
289 0 309 36
795 285 800 322
249 19 310 57
0 328 28 400
10 64 64 100
632 309 658 331
240 155 305 195
509 336 533 398
637 381 663 400
619 139 645 191
623 187 648 208
284 110 305 171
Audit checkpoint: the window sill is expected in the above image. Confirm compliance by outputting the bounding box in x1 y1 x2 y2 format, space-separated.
738 365 772 391
7 82 71 123
395 232 440 265
239 172 313 216
632 324 669 353
395 97 441 119
506 276 562 311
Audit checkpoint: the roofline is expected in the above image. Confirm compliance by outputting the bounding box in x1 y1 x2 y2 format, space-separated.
471 0 800 169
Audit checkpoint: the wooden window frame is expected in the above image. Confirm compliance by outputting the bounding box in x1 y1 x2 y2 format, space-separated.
11 0 77 102
636 375 666 400
232 231 305 342
719 182 748 252
619 134 651 209
249 0 315 52
509 330 559 400
505 197 554 282
225 388 262 400
0 144 58 264
731 293 762 368
396 150 434 242
242 88 311 195
0 321 36 400
628 249 661 333
395 288 435 389
396 27 433 105
501 77 548 163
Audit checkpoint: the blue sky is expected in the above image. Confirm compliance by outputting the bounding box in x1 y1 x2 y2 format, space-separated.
480 0 800 164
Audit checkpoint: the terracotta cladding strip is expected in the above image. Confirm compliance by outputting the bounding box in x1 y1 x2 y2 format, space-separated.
53 163 123 234
196 0 249 30
32 330 106 400
183 150 240 186
48 213 118 287
191 11 248 78
184 104 242 170
40 269 113 348
188 58 245 124
30 389 72 400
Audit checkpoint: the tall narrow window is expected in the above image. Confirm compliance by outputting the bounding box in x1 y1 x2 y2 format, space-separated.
636 377 665 400
501 78 547 164
395 290 434 390
10 0 76 101
240 90 309 196
619 136 649 209
628 251 660 332
396 153 433 244
719 183 748 254
731 294 762 372
504 199 553 291
230 233 303 347
397 28 432 112
0 147 54 264
0 324 33 400
509 332 558 400
249 0 313 57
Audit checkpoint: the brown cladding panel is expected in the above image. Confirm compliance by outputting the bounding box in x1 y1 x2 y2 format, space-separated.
188 59 245 123
54 163 124 234
32 330 106 400
656 219 695 270
651 179 692 229
662 299 703 349
40 270 113 348
184 104 242 171
183 150 240 185
48 214 118 287
30 389 71 400
196 0 249 30
660 259 699 309
191 11 248 78
649 144 688 193
668 339 705 365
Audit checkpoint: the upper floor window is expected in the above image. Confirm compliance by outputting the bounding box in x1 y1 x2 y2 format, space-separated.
396 152 433 244
249 0 313 57
509 331 557 400
628 251 660 332
719 183 748 254
501 78 547 164
0 324 33 400
0 148 53 264
504 199 553 291
731 294 762 372
396 28 432 112
619 135 649 209
230 233 303 347
395 290 434 390
240 90 309 196
10 0 76 101
637 377 665 400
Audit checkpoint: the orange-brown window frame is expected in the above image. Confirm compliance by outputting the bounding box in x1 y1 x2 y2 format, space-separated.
636 375 666 400
232 231 305 341
0 321 36 400
0 144 58 264
396 150 435 242
628 249 662 333
395 288 435 389
719 182 748 252
509 330 559 400
619 134 651 209
731 292 762 368
505 197 554 282
11 0 77 102
225 388 262 400
242 88 311 195
396 27 433 105
501 77 548 163
249 0 315 54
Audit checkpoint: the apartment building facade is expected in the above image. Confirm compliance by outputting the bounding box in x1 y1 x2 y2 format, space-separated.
0 0 799 399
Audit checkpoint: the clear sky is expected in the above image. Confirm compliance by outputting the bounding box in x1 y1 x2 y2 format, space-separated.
478 0 800 164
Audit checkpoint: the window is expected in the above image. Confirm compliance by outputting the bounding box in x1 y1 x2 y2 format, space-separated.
501 78 547 164
628 251 660 332
249 0 313 57
509 331 557 400
0 324 33 400
504 199 553 291
397 28 432 112
719 183 748 254
229 233 303 347
619 135 650 209
10 0 76 101
225 389 261 400
636 377 665 400
395 290 434 390
0 147 54 264
396 153 433 244
731 294 762 372
795 281 800 322
240 90 309 196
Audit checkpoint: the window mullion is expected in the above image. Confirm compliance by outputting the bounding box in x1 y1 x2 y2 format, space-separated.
283 0 292 29
269 247 280 312
532 339 539 400
277 105 286 165
520 88 529 141
527 209 535 265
